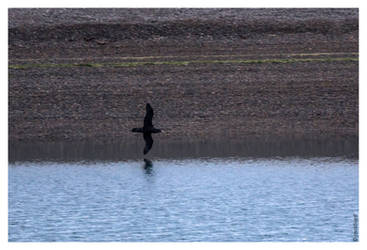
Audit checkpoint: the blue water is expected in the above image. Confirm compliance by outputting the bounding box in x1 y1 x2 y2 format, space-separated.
8 157 358 241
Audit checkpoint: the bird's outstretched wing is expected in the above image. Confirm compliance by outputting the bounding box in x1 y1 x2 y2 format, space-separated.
144 103 154 127
143 132 153 154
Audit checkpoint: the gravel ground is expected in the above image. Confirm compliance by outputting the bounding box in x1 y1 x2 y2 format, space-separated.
8 8 359 143
8 8 358 28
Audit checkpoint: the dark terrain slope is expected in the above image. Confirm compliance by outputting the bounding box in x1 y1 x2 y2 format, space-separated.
9 8 358 144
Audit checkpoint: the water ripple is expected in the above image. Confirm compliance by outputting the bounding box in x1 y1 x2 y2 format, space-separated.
9 158 358 241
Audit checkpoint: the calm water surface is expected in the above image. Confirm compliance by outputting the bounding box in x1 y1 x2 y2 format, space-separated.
9 157 358 241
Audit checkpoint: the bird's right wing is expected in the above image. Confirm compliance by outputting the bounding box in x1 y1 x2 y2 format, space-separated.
143 132 153 155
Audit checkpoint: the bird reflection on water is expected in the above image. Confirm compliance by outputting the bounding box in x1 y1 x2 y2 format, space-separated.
143 158 154 175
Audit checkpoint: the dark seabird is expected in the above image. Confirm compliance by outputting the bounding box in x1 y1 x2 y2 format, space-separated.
132 103 161 154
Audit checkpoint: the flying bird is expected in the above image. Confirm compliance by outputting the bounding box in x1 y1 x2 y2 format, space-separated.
132 103 161 154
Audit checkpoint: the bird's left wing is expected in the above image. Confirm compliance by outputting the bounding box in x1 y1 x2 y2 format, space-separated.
144 103 154 127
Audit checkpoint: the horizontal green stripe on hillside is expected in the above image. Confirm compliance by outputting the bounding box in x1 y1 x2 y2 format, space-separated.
9 57 358 70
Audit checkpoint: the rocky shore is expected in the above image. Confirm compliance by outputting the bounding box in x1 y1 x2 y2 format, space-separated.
9 9 358 144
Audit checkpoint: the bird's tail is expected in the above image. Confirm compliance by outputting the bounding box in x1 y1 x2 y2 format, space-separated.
132 128 143 133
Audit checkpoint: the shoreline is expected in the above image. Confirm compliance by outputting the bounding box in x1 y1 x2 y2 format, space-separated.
9 135 359 162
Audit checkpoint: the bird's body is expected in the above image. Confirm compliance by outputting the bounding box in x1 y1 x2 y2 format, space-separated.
132 103 161 154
